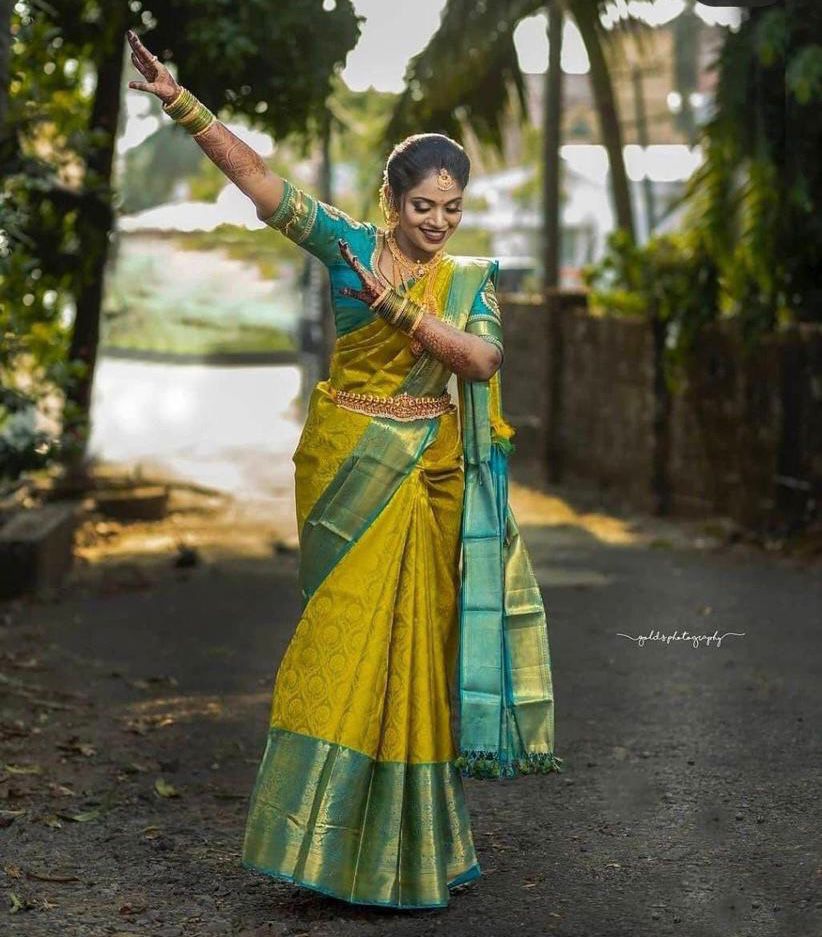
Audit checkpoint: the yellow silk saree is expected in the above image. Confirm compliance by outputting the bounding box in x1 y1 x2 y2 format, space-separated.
242 181 560 910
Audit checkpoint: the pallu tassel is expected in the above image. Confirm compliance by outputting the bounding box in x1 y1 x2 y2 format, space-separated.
455 749 565 779
489 368 516 455
490 415 516 455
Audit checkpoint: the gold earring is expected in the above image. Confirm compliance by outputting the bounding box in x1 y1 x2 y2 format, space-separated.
379 180 399 230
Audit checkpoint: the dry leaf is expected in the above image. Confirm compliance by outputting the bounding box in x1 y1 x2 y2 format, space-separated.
3 763 42 775
56 808 101 823
154 777 180 799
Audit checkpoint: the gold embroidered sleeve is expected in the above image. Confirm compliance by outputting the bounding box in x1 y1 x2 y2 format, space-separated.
261 178 372 267
465 275 504 364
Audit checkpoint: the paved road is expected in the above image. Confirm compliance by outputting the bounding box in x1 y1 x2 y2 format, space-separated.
2 486 819 937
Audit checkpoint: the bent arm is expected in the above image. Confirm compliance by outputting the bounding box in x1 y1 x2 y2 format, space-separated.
412 315 501 382
411 267 504 382
190 120 284 219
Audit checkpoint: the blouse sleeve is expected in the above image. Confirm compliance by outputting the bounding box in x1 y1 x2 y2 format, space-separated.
465 260 504 365
260 178 373 268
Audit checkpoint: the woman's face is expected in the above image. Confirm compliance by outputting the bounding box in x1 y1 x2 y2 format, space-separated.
392 171 464 257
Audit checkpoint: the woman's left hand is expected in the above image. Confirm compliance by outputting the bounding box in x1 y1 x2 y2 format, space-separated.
337 239 384 307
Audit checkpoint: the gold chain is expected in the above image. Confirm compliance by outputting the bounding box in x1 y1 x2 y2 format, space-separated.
385 228 444 280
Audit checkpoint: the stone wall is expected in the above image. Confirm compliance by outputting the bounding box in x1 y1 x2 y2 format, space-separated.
498 291 822 530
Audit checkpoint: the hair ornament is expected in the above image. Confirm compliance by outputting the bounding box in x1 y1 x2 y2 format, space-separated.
436 167 456 190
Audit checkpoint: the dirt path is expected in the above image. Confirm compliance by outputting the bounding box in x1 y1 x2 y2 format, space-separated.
2 475 820 936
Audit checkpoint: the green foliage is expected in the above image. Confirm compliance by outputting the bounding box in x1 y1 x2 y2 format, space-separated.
385 0 539 154
682 1 822 331
2 0 363 482
585 1 822 374
582 228 719 383
145 0 362 144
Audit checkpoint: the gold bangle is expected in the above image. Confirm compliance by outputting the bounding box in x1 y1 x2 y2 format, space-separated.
406 306 425 336
390 295 410 326
369 286 391 310
397 299 422 334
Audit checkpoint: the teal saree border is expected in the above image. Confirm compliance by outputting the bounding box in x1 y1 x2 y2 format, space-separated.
242 725 481 909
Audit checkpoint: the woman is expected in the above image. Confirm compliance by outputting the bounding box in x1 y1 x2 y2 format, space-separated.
126 29 561 911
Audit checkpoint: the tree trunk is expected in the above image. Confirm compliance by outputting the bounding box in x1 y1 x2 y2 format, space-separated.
543 3 563 291
0 0 13 157
568 1 635 240
544 3 565 485
63 8 129 483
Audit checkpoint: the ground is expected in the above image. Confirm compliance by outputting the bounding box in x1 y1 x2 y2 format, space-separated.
1 470 820 937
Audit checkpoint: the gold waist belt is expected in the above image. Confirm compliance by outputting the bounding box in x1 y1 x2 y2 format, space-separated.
328 385 457 421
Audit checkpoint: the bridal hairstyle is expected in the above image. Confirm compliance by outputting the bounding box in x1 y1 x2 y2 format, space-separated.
381 133 471 212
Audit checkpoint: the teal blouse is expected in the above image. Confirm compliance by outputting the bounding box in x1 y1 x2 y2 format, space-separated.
261 179 504 362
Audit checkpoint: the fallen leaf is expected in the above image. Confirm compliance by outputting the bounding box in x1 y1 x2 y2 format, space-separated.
9 891 28 913
154 777 180 799
25 869 81 883
3 763 42 775
56 808 101 823
57 738 97 757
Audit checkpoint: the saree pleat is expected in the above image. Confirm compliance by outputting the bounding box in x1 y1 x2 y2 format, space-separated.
243 261 484 908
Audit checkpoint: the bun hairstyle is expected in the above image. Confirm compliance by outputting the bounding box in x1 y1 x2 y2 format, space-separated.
379 133 470 216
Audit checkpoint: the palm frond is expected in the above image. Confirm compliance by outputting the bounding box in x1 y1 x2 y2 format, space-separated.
384 0 542 153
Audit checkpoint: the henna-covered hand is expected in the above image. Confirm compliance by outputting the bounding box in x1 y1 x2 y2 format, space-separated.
335 239 499 378
336 239 384 307
126 29 180 105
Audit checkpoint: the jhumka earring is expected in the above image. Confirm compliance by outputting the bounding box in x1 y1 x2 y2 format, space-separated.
379 177 400 230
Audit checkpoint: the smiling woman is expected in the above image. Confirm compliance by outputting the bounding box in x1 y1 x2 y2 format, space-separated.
125 29 560 912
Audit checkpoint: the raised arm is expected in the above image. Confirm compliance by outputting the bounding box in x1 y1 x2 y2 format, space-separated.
125 29 283 220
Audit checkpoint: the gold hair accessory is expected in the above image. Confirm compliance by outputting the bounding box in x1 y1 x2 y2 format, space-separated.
436 167 456 190
379 175 399 230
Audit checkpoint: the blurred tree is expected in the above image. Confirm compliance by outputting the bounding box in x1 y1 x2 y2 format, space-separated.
685 0 822 331
385 0 638 258
2 0 361 485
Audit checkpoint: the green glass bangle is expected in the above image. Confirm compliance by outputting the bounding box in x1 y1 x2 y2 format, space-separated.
163 86 195 119
180 105 215 135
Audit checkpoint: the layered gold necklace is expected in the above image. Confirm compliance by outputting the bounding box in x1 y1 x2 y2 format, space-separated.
377 228 445 312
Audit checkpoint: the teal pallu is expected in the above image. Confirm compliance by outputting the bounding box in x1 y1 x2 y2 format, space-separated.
455 262 563 779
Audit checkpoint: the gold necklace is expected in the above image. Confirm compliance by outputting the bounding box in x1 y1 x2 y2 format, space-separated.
385 228 444 280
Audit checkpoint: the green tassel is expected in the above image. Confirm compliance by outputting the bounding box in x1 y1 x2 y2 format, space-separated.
455 749 564 779
491 436 515 455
